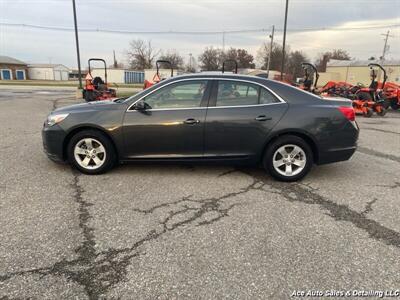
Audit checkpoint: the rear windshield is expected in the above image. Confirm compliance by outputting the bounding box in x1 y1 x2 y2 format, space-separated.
264 80 323 103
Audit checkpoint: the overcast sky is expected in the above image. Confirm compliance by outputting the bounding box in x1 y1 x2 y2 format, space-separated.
0 0 399 68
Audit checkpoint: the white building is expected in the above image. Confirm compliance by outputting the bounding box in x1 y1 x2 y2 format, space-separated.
90 68 144 84
28 64 70 80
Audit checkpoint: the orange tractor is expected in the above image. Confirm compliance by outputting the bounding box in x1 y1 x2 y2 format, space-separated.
379 81 400 110
143 60 173 89
299 63 320 94
350 63 388 117
83 58 116 102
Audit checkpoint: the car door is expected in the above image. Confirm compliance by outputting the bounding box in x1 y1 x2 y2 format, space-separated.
204 79 288 159
122 79 210 158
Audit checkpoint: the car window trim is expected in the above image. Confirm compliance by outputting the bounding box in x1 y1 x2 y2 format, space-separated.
126 77 286 112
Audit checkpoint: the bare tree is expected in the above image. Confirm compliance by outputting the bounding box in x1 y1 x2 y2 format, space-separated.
126 39 160 70
223 48 255 69
287 50 309 80
158 50 184 69
315 49 351 72
198 47 223 71
257 42 290 71
185 55 197 73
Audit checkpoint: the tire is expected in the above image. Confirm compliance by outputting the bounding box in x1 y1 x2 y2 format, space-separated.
382 99 391 109
390 100 400 110
85 90 95 102
363 107 373 118
376 107 387 117
67 130 116 175
263 135 313 182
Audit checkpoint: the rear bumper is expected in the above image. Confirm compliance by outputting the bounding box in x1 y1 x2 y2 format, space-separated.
317 146 357 165
42 124 66 162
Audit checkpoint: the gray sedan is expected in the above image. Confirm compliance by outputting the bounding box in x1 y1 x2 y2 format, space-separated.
42 74 359 181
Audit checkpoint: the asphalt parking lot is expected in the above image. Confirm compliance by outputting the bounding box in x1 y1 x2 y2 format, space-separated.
0 87 399 299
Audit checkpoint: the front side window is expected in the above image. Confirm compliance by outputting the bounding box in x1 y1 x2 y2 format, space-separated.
143 80 207 109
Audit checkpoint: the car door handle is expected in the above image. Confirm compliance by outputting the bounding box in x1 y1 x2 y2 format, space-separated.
184 118 200 125
255 115 272 121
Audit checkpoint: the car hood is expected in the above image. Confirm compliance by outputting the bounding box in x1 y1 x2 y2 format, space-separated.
52 100 121 114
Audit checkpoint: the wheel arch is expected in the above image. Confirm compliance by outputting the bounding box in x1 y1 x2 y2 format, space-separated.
62 125 119 161
262 130 319 164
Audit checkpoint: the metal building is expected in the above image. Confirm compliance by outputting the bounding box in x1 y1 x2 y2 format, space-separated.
28 64 70 81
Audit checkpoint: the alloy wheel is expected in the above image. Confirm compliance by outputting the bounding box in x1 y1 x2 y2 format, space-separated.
74 138 106 170
272 144 306 177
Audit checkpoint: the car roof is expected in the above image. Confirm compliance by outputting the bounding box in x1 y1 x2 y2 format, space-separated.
169 72 270 82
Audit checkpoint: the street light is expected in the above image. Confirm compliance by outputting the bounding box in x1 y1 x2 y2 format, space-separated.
281 0 289 81
72 0 82 89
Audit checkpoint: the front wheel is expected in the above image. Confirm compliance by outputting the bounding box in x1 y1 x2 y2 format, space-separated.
67 130 116 174
376 106 387 116
263 135 313 182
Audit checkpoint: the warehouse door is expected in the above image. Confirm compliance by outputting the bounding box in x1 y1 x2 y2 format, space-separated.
54 71 61 80
61 71 69 80
1 69 11 80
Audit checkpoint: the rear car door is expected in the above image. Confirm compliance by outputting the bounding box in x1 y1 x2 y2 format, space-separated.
204 79 288 159
122 79 210 158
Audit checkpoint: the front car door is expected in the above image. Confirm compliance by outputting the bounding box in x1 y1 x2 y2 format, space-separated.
122 79 210 159
204 79 288 160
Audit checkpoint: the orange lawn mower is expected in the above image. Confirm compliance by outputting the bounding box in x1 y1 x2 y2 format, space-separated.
143 60 173 89
83 58 117 102
379 81 400 110
351 63 388 117
299 62 320 94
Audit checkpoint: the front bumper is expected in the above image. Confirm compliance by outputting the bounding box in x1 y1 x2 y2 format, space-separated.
42 124 67 162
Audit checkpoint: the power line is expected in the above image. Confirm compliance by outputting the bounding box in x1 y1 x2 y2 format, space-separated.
0 22 399 35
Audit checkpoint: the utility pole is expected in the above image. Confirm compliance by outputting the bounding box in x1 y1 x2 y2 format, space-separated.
222 31 226 52
113 50 117 68
378 30 393 81
280 0 289 81
266 25 275 78
72 0 82 89
189 53 193 71
380 30 393 61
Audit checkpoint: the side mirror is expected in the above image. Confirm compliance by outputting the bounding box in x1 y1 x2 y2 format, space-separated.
134 101 149 111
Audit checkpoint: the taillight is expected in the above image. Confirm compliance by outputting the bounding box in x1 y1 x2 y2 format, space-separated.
338 106 355 121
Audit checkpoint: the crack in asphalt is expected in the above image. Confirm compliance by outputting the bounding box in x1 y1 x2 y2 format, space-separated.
376 181 400 189
217 168 238 177
362 127 400 135
2 166 400 298
240 169 400 249
361 198 378 216
0 171 264 299
357 146 400 163
47 96 77 110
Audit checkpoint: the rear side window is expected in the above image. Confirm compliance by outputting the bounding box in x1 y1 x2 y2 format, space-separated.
216 80 279 106
260 87 280 104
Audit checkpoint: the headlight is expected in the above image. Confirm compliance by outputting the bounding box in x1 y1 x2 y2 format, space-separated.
46 113 69 126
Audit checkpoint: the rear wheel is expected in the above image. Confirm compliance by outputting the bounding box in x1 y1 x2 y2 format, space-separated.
263 135 313 182
363 107 373 118
376 107 387 116
84 90 96 102
67 130 116 174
